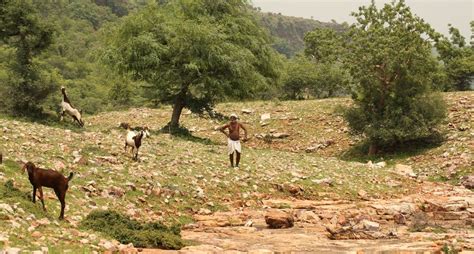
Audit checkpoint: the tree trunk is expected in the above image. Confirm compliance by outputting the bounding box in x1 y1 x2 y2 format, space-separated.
368 143 378 155
169 87 187 129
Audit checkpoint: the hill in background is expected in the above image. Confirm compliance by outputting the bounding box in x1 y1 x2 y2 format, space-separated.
256 10 347 57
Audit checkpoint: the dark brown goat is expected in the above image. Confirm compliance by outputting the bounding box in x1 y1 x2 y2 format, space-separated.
22 162 73 220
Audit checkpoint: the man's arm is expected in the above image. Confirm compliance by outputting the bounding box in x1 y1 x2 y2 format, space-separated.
239 123 248 140
219 124 229 137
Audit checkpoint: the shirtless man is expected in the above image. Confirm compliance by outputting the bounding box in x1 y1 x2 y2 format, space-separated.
219 113 248 168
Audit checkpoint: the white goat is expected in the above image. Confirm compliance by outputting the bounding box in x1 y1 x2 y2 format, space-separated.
60 87 84 127
124 127 149 160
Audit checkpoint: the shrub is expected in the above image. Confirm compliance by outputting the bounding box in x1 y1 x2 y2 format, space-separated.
80 210 185 249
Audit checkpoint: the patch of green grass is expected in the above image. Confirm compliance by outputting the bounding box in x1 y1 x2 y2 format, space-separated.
82 145 108 156
0 180 51 220
80 210 185 249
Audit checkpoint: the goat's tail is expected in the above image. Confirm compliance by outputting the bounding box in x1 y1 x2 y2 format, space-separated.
67 172 74 182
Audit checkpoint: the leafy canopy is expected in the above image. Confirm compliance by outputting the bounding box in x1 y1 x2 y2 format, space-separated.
338 0 446 154
0 0 55 116
104 0 281 127
435 24 474 91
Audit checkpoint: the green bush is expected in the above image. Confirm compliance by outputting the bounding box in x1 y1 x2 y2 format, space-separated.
80 210 185 249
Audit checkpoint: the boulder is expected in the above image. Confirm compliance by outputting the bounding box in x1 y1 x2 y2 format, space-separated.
461 175 474 189
264 210 294 229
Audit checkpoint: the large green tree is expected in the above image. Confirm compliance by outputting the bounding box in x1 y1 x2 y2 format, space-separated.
0 0 55 116
435 24 474 91
104 0 281 128
341 0 446 154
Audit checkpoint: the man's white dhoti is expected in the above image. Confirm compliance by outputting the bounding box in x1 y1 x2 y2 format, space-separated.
228 139 242 155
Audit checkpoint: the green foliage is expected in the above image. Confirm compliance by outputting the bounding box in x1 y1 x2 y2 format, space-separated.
0 0 56 116
338 0 446 154
435 24 474 91
304 27 344 63
80 210 184 249
282 56 350 99
106 0 282 128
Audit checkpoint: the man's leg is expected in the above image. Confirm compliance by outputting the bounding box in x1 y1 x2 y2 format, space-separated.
236 152 241 167
229 153 234 167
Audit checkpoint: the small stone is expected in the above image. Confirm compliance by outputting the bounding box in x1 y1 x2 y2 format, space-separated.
31 231 42 238
362 220 380 231
198 208 212 215
270 132 290 139
261 113 271 121
0 203 14 214
242 109 253 114
312 178 333 185
394 164 416 177
6 248 21 254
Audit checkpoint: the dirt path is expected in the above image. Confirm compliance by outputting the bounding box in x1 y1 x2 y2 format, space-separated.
136 181 473 253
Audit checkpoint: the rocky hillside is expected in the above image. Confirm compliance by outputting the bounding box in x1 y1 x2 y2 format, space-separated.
0 92 472 252
256 12 347 57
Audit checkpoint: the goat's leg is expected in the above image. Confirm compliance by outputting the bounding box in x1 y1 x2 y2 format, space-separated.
60 110 65 121
124 143 128 153
72 115 81 127
55 189 66 220
134 148 139 161
38 187 46 211
32 187 37 203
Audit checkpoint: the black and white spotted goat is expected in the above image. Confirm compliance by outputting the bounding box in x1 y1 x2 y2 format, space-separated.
124 125 150 161
60 87 84 127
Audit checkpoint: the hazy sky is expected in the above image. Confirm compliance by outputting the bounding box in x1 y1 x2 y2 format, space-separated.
251 0 473 39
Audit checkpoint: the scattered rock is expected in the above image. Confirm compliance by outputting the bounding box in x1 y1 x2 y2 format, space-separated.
179 244 223 253
109 186 125 197
198 208 212 215
6 248 21 254
248 249 274 254
264 210 294 229
100 240 118 251
358 190 369 200
394 164 416 178
242 109 253 114
461 175 474 189
0 203 14 214
306 140 335 152
312 178 333 186
270 133 290 139
31 231 42 238
296 210 320 223
367 161 386 169
260 113 271 121
244 219 254 227
361 220 380 231
54 161 66 170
